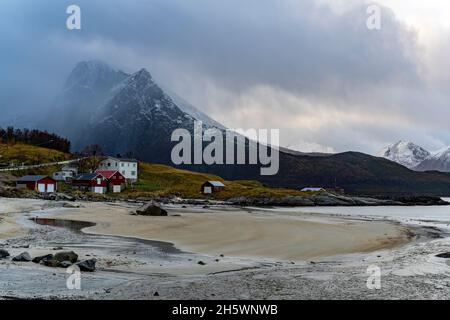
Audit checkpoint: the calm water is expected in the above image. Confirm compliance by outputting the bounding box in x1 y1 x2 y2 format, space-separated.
265 198 450 231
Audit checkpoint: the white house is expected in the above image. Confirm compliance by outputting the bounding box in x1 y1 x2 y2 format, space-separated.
98 157 138 182
53 165 79 182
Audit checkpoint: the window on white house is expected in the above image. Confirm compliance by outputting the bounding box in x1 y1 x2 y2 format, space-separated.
121 163 124 167
131 171 136 176
122 171 125 175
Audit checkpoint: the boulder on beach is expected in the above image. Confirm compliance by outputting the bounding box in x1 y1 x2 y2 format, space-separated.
0 249 10 259
54 251 78 263
135 204 168 216
436 252 450 258
12 252 32 262
32 254 54 264
76 259 97 272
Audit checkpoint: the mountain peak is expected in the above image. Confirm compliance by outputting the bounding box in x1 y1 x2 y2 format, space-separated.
378 141 430 169
65 60 128 91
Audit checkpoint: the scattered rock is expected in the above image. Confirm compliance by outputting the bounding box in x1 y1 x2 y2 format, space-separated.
12 252 32 262
42 259 60 268
32 254 54 264
135 204 168 216
198 261 206 266
59 261 73 268
62 202 82 208
54 251 78 263
436 252 450 258
76 259 97 272
154 292 160 297
52 247 63 251
0 249 10 259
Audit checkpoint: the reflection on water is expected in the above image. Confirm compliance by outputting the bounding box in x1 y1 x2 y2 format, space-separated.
30 217 184 254
31 217 95 232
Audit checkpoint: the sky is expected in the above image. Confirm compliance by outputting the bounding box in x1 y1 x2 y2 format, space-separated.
1 0 450 154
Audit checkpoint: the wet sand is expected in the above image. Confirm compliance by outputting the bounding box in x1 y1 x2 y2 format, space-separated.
22 201 411 262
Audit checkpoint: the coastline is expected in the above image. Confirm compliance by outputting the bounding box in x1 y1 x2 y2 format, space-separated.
2 197 450 300
1 198 411 262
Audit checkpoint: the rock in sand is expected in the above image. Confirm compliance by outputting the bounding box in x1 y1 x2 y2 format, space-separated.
0 249 10 259
12 252 32 262
76 259 97 272
54 251 78 263
135 204 168 216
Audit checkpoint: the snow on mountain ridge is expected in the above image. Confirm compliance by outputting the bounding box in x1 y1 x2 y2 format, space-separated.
378 141 430 169
414 147 450 172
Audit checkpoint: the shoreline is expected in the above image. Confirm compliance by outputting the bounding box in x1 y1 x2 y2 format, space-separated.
1 198 413 262
2 197 450 300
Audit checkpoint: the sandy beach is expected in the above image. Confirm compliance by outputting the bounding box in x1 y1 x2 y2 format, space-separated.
18 201 411 262
2 198 450 300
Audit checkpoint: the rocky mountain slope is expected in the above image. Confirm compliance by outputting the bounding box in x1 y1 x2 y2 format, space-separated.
378 141 430 169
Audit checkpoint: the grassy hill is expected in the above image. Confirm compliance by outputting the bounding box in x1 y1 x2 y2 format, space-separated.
123 163 306 199
0 143 73 177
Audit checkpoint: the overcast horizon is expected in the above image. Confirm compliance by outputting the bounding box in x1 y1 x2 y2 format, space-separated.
1 0 450 155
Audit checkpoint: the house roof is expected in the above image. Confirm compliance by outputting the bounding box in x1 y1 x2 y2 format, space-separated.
74 173 101 181
95 170 122 179
17 175 50 182
103 156 138 163
204 181 225 187
301 187 325 192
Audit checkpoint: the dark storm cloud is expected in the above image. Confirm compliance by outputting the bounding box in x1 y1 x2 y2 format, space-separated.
0 0 446 152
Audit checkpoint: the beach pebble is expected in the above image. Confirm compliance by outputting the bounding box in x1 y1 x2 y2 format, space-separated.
198 261 207 266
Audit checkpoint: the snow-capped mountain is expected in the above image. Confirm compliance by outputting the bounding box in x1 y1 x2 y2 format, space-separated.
44 61 227 152
78 68 201 163
378 141 431 169
414 148 450 172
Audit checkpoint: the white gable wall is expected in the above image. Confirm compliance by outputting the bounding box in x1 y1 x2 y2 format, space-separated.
98 158 138 181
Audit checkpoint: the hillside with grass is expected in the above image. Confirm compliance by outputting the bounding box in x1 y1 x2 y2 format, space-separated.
123 163 307 200
0 143 73 176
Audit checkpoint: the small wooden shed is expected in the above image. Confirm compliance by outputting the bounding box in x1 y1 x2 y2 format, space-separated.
201 181 225 194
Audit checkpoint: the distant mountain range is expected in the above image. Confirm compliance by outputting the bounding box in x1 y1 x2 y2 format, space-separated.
38 61 450 196
379 141 450 172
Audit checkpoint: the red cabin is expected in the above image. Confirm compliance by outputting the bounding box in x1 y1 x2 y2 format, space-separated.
96 170 125 193
72 173 108 194
17 176 57 193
